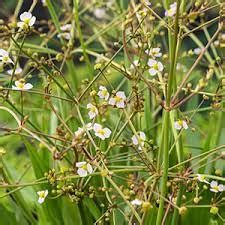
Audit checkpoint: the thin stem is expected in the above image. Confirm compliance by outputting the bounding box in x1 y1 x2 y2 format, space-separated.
156 1 180 224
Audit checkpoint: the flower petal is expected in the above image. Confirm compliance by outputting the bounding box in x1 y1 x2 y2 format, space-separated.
149 68 157 76
93 123 102 132
210 180 218 188
77 168 88 177
116 91 126 100
147 59 156 67
23 83 33 90
116 101 125 108
20 12 32 21
29 16 36 26
76 161 86 168
103 128 111 138
87 163 93 174
174 122 182 130
108 97 116 106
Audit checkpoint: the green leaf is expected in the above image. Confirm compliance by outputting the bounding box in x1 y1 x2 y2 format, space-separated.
2 160 37 224
83 197 101 220
24 140 49 179
0 203 26 225
62 197 82 225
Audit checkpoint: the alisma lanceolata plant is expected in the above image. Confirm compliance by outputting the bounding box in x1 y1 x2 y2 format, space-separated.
0 0 225 224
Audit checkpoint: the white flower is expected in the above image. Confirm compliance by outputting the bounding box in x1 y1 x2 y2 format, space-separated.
0 49 14 64
130 60 139 70
97 86 109 100
193 48 202 55
57 33 71 40
145 47 162 58
93 123 111 140
17 12 36 29
131 199 143 206
165 2 177 17
74 123 92 138
109 91 126 108
37 190 48 204
131 131 146 150
57 24 72 40
87 103 98 119
148 59 163 76
210 181 224 193
76 161 93 177
174 120 188 130
12 80 33 90
7 67 22 75
196 174 209 184
93 8 106 19
60 24 72 31
74 127 84 138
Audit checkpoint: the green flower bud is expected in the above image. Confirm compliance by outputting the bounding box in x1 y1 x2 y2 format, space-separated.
179 206 187 216
210 206 218 215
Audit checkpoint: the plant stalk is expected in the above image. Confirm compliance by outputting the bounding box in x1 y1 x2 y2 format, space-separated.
156 1 180 224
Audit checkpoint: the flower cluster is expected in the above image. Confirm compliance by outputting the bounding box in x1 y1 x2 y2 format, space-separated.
197 174 224 193
75 86 127 178
0 12 36 90
74 86 130 178
57 24 72 40
147 47 164 76
17 12 36 30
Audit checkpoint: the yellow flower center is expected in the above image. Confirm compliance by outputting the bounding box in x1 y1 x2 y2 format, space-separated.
213 186 219 191
98 129 106 136
24 18 30 24
200 175 205 180
102 89 108 96
115 96 122 103
39 192 45 198
81 164 87 170
3 56 9 62
17 82 25 89
178 120 183 126
90 107 96 112
153 63 158 70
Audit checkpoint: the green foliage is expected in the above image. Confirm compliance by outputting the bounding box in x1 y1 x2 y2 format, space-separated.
0 0 224 225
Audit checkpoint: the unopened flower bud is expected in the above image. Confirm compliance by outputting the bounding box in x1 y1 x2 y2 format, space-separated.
179 206 187 215
210 206 218 215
